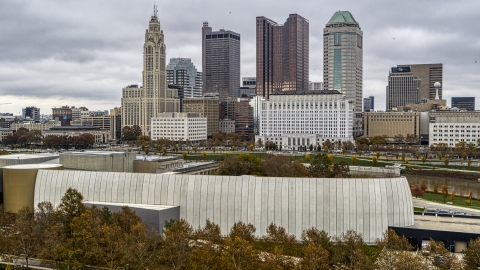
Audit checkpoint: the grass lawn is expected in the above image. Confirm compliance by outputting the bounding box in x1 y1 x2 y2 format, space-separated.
414 207 424 212
416 192 480 210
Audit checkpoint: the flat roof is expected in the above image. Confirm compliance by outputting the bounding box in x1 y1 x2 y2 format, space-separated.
136 155 181 161
64 151 128 156
270 90 342 95
2 164 62 169
84 201 178 211
0 153 58 160
413 215 480 234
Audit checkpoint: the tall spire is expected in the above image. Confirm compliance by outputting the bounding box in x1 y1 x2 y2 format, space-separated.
153 3 157 17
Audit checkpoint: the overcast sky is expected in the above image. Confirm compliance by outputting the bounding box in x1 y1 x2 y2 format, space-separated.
1 0 479 115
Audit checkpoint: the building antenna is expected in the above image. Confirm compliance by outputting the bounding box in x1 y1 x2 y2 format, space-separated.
153 3 157 17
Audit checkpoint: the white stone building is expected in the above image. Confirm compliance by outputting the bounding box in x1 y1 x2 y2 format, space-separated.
151 112 207 142
257 90 354 150
429 111 480 147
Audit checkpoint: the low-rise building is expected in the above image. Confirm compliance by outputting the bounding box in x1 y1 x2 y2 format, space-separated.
429 111 480 147
0 128 13 143
10 120 60 131
257 90 354 150
151 113 207 143
363 111 421 140
182 96 219 136
219 119 235 134
43 126 111 144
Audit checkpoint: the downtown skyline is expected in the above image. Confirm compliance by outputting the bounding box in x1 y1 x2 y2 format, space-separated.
1 0 479 114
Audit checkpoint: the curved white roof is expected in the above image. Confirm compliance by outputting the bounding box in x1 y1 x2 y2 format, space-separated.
34 170 414 243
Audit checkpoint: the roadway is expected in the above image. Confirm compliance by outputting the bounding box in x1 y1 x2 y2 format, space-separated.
412 197 480 216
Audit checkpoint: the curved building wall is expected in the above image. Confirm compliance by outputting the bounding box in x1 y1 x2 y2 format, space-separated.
34 170 414 243
3 164 63 212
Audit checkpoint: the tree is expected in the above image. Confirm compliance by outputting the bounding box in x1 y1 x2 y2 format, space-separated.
376 151 380 159
395 152 399 160
255 138 263 149
415 152 420 160
308 152 350 178
216 154 262 176
463 237 480 270
300 228 331 270
422 156 427 163
372 156 378 166
450 191 455 201
443 157 450 166
351 155 357 164
468 159 472 167
132 125 142 137
57 188 87 237
262 155 308 177
310 144 314 152
305 154 310 162
9 207 41 269
441 185 449 203
122 126 136 141
136 135 151 146
332 230 373 270
438 151 443 160
158 219 193 269
202 151 207 160
433 184 439 194
411 185 424 198
420 179 427 193
249 144 254 151
324 145 329 153
182 151 187 159
421 239 462 269
358 150 363 156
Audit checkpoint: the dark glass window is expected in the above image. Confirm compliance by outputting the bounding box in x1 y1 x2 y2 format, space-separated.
206 35 211 39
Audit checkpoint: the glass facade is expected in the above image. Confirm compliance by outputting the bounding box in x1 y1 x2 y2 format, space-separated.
334 49 342 91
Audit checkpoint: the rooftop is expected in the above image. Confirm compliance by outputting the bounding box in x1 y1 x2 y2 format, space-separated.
326 11 359 26
270 90 342 96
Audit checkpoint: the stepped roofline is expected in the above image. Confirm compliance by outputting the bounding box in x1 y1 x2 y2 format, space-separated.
326 11 359 26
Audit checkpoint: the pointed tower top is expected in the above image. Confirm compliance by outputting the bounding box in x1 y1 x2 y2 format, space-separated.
153 3 158 17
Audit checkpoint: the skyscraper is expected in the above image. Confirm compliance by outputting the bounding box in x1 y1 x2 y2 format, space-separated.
166 58 202 98
22 106 40 121
363 96 374 112
323 11 362 136
202 22 240 102
121 7 179 135
386 64 443 111
451 97 475 111
256 14 309 98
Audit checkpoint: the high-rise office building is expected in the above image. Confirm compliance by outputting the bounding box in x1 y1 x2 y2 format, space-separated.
121 8 179 135
451 97 475 111
386 64 443 111
256 14 309 98
202 22 240 102
22 106 40 121
308 82 323 91
166 58 202 98
363 96 374 112
397 63 443 101
323 11 363 136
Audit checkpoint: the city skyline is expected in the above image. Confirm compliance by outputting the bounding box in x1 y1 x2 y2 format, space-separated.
1 0 480 114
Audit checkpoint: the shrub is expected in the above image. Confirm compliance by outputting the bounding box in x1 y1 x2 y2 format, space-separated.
433 184 439 194
465 199 471 206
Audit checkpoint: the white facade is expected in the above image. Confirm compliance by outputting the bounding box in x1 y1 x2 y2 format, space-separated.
34 171 414 244
429 113 480 147
258 90 354 149
151 112 207 142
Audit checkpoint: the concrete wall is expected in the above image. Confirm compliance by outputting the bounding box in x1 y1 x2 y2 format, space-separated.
0 154 58 167
406 175 480 198
59 152 136 172
34 171 414 243
84 202 180 233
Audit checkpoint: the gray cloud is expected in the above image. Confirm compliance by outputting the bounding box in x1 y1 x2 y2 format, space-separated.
0 0 479 114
